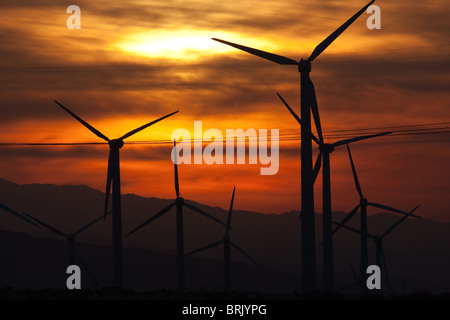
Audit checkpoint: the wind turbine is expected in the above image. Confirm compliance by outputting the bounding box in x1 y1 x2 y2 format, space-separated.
186 187 260 292
127 140 227 292
21 211 111 269
332 144 421 290
213 0 375 292
277 93 391 292
54 100 178 288
334 205 420 293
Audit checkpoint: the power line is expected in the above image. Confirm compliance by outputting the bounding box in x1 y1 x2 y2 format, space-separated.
0 50 449 74
0 123 448 147
322 122 450 133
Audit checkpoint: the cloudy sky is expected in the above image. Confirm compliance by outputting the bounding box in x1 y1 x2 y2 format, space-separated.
0 0 449 221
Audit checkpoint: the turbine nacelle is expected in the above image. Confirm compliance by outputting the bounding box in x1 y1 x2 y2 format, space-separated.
175 197 184 205
297 59 311 73
109 139 124 150
319 143 334 154
360 198 368 207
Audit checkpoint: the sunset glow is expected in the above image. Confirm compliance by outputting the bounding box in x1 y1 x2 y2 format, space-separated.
0 0 448 223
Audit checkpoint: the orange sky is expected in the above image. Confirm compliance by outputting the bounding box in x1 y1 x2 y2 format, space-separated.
0 0 449 221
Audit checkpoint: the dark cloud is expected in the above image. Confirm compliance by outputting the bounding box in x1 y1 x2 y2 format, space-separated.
0 0 448 220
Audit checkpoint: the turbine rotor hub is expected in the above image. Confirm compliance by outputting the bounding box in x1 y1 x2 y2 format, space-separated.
360 198 368 206
320 143 334 153
175 197 184 205
298 59 311 73
109 139 124 149
67 235 75 242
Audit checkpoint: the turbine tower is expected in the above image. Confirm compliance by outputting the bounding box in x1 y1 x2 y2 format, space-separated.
212 0 375 292
186 187 260 292
334 205 419 293
278 92 391 292
55 100 178 288
127 140 227 292
332 144 421 290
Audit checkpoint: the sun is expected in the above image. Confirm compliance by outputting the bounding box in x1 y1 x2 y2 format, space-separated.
115 30 238 60
114 29 285 61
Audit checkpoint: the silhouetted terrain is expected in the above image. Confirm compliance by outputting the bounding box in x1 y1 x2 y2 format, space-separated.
0 178 449 294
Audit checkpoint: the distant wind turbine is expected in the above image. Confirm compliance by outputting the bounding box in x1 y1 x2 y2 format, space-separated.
22 211 112 287
277 92 391 292
332 144 421 289
127 140 227 292
55 100 178 288
333 205 420 293
213 0 375 292
22 211 111 264
186 187 261 292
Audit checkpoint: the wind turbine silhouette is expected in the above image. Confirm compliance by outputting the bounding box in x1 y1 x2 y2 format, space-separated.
333 205 420 293
54 100 178 288
277 93 391 292
21 211 111 267
213 0 375 292
332 144 421 290
186 187 261 292
127 140 227 292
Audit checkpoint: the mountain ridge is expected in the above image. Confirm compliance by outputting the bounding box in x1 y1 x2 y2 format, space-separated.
0 178 449 293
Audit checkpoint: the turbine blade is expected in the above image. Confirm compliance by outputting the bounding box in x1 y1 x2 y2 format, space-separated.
276 93 320 145
230 242 261 268
119 110 179 140
276 93 302 126
183 202 227 227
313 152 322 184
307 0 375 62
308 78 323 142
0 204 40 228
54 100 109 142
173 140 180 198
368 202 422 219
104 152 113 217
332 131 392 148
212 38 298 65
185 240 223 256
382 205 420 238
226 186 236 237
74 210 112 236
21 211 66 237
73 249 96 280
332 204 360 235
346 144 363 198
126 202 175 236
331 220 376 238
